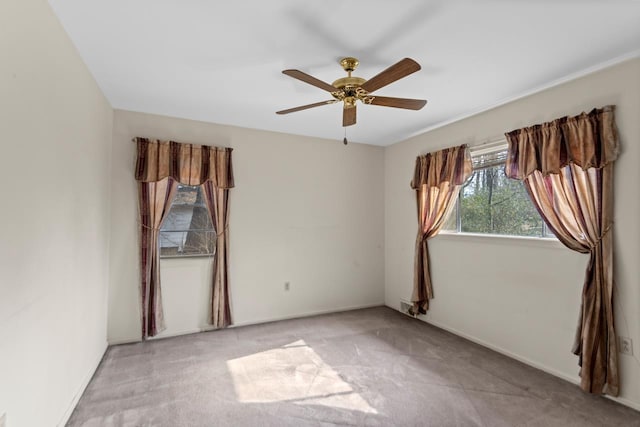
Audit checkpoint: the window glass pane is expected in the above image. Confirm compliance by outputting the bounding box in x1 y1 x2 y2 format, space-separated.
460 165 543 237
542 221 555 238
160 185 215 257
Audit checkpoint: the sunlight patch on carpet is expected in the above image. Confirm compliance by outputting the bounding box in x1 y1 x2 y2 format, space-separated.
226 339 377 414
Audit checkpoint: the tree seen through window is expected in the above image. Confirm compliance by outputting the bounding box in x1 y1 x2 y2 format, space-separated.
443 145 552 238
459 165 543 236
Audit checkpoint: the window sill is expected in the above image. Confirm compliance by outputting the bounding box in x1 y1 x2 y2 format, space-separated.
435 231 564 249
160 254 214 260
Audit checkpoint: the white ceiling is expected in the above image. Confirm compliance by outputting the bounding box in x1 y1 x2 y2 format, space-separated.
49 1 640 146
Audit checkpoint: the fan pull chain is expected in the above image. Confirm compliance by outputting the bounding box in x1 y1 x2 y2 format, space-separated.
343 128 348 145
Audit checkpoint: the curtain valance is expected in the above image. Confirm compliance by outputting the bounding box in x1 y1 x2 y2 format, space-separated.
504 105 619 179
135 138 235 188
411 144 472 189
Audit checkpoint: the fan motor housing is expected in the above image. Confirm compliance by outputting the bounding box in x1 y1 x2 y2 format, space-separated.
332 76 366 90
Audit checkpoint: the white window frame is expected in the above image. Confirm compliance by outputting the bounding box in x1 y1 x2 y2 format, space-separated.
159 185 216 259
443 140 555 239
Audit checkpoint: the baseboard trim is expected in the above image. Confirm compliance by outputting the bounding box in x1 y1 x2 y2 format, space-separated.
607 395 640 413
108 302 385 345
108 336 141 346
230 302 385 329
390 306 640 412
57 341 108 426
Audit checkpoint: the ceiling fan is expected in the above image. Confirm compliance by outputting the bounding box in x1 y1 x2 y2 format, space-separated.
276 57 427 127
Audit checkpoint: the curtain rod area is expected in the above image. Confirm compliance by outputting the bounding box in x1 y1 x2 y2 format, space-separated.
469 136 507 152
470 136 507 147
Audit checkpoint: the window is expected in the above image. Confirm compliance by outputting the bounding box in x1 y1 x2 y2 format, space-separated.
159 185 215 257
443 142 553 238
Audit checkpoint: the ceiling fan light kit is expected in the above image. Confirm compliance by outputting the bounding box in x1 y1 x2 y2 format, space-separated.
277 57 427 128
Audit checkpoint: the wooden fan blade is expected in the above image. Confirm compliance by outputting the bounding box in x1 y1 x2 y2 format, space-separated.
360 58 421 93
369 96 427 110
276 100 335 115
282 70 337 92
343 106 356 127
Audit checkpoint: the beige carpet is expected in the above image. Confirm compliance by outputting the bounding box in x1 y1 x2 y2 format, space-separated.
68 307 640 426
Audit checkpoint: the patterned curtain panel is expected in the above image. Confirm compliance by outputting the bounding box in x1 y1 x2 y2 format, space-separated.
138 177 179 338
410 144 472 314
504 106 620 396
135 138 235 339
202 182 232 328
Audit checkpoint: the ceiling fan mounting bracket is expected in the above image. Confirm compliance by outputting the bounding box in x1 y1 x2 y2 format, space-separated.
339 57 359 73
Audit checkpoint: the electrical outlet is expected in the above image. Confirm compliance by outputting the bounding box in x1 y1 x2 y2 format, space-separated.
620 337 633 356
284 282 290 291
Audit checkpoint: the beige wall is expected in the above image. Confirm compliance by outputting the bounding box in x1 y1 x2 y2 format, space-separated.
384 58 640 408
0 1 113 426
108 110 385 343
2 2 637 420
